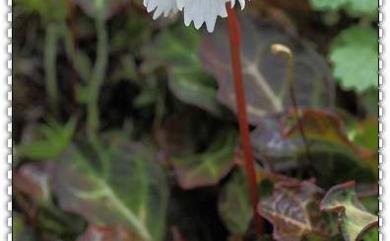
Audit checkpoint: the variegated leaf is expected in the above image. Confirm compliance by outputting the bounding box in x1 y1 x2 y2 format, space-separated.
218 170 252 235
77 225 140 241
170 131 237 189
52 140 169 241
258 180 333 241
320 181 378 241
199 16 334 124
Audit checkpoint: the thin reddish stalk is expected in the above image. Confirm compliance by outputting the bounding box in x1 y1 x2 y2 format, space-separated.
226 5 264 235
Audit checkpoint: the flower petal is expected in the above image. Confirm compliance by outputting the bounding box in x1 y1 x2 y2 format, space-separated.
178 0 229 32
143 0 249 32
143 0 178 19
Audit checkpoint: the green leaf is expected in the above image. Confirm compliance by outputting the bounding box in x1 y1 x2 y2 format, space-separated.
168 69 221 116
284 109 378 177
13 213 36 241
15 0 67 22
142 26 223 116
347 117 378 151
258 180 335 241
320 181 378 241
330 26 378 93
360 194 379 216
360 228 378 241
360 89 379 117
309 0 377 17
171 130 237 189
345 0 378 16
218 170 252 235
16 118 76 161
52 140 169 241
309 0 349 10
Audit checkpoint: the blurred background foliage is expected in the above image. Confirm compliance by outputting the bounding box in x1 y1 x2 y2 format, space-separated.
13 0 378 241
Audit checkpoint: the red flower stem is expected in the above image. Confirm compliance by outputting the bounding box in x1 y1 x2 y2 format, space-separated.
226 5 264 236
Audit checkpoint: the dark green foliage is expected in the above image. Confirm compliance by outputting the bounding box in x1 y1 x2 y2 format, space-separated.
13 1 378 241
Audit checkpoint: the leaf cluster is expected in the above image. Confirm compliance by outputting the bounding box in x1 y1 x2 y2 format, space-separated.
13 1 378 241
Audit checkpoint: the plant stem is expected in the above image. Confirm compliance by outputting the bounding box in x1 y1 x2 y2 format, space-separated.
226 5 263 236
44 23 60 115
63 0 88 82
87 13 108 144
286 55 312 163
271 44 311 162
62 23 90 84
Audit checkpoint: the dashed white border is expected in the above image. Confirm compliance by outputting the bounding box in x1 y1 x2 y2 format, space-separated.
0 0 11 240
381 0 389 239
0 1 386 241
7 0 12 240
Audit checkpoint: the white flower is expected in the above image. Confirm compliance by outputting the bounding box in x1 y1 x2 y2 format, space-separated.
143 0 178 20
143 0 248 32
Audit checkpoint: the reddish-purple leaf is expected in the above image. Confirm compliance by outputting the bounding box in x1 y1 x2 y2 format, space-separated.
250 115 304 171
284 109 378 176
283 109 355 150
14 163 52 203
199 16 335 124
51 141 169 241
258 180 334 241
77 225 140 241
